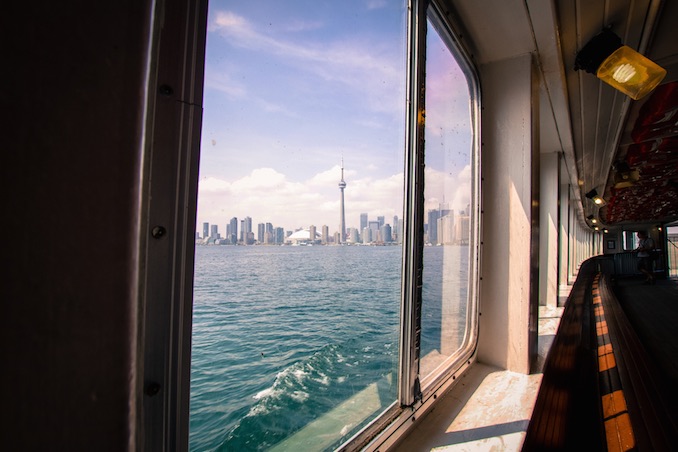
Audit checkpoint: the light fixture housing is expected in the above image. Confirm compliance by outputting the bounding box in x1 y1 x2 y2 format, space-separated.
613 160 639 188
585 188 606 206
575 29 666 100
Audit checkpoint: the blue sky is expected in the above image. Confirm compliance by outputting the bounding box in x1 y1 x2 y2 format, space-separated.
197 0 472 234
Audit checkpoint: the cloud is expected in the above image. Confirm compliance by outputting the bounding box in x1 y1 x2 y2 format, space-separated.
197 166 404 233
424 165 472 213
211 11 254 36
209 10 405 116
366 0 388 10
306 164 358 187
281 19 324 33
204 71 247 98
197 164 473 235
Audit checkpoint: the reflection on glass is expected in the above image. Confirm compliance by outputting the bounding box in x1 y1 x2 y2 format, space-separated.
420 18 474 382
191 1 407 450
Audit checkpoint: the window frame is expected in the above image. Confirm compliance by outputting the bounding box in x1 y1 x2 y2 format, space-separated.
140 0 482 449
413 0 482 398
345 0 483 448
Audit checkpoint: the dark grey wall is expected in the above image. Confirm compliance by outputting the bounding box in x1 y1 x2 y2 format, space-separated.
2 2 153 449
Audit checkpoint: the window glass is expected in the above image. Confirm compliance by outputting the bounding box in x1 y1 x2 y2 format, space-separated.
419 14 476 384
668 226 678 278
191 1 407 450
623 229 638 250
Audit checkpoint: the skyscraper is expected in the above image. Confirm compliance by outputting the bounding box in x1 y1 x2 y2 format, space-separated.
257 223 265 243
338 158 347 243
243 216 253 244
229 217 238 244
322 225 329 244
274 227 285 244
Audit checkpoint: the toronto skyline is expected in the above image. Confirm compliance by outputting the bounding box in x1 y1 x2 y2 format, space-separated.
196 0 473 234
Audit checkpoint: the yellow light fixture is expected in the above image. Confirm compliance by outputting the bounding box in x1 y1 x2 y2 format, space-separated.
575 29 666 100
585 189 606 206
613 161 639 188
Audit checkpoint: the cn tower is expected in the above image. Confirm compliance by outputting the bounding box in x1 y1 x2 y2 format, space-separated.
338 158 347 243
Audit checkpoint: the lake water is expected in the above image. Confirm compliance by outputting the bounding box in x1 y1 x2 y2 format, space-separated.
189 245 403 451
189 244 466 451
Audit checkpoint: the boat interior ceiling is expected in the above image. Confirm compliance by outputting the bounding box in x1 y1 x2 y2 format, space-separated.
445 0 678 228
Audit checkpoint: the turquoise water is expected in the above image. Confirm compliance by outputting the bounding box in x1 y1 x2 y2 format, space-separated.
189 245 403 451
189 245 466 450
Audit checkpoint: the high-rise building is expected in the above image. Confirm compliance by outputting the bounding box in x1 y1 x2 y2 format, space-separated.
427 204 452 244
202 222 209 239
243 217 252 244
455 214 470 245
309 225 317 244
245 231 255 245
377 216 385 228
368 220 380 239
338 159 347 243
362 227 371 244
210 224 219 239
427 209 440 244
381 224 392 242
438 213 455 245
264 223 275 244
229 217 238 244
257 223 265 243
360 213 368 233
348 228 359 243
397 217 404 244
392 215 399 241
321 225 329 244
274 227 285 244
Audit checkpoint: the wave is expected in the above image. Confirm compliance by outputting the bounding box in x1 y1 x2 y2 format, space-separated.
216 337 397 451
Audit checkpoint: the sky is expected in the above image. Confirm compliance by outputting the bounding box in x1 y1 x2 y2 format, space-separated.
197 0 473 235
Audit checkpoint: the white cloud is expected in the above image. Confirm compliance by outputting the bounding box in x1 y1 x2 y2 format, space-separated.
281 19 324 33
424 165 472 213
197 166 404 234
209 10 405 116
204 70 247 98
196 164 472 236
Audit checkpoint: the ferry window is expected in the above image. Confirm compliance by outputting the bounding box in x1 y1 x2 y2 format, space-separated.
190 1 407 450
419 7 479 388
623 229 638 250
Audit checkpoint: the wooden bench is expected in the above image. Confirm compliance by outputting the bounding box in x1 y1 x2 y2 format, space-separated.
523 257 678 451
